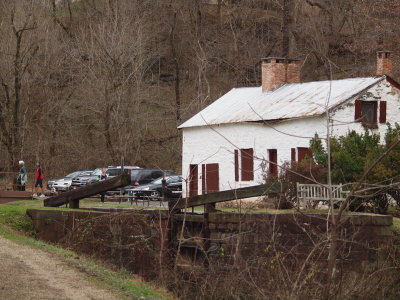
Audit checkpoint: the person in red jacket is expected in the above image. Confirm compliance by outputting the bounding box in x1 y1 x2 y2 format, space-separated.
33 161 45 198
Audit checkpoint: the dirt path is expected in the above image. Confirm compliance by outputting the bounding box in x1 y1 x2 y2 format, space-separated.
0 235 117 300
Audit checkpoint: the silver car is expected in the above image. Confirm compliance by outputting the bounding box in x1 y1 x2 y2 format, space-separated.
47 170 90 192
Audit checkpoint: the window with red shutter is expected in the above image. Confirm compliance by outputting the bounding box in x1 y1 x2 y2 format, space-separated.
379 101 387 123
361 101 377 124
298 147 313 163
241 148 254 181
356 100 378 125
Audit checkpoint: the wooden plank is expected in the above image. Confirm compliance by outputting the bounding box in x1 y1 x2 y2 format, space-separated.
169 182 281 210
0 198 30 204
44 174 131 207
0 191 31 199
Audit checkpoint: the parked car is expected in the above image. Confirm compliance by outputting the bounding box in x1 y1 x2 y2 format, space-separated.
130 169 176 186
47 170 90 192
105 166 141 177
127 175 183 200
106 168 176 195
70 170 96 189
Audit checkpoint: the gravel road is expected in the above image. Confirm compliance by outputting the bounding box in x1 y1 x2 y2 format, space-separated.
0 235 117 300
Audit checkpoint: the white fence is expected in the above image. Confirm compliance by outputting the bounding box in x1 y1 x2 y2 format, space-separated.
296 183 350 208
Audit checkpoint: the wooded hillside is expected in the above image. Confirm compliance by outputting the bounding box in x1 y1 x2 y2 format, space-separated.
1 0 399 176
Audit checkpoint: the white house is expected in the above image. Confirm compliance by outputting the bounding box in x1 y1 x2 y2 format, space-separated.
178 51 400 197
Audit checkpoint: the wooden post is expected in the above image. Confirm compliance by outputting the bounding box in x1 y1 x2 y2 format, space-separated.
120 156 124 204
297 182 300 209
69 199 79 209
162 178 166 203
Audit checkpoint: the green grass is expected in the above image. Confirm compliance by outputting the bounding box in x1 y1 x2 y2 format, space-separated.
0 200 172 299
80 198 168 210
392 217 400 235
0 200 42 236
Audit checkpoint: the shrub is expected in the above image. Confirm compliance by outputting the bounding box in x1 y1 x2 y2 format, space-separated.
310 125 400 213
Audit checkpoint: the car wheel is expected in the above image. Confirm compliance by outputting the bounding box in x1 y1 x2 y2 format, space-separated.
150 191 160 201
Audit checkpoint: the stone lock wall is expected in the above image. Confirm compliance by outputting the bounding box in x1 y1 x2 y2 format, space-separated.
172 212 393 264
28 209 393 270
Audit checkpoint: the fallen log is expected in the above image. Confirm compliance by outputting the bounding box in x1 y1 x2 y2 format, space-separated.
44 174 131 208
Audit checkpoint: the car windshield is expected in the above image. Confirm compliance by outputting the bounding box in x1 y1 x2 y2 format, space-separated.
91 168 102 176
150 176 181 185
106 168 132 176
151 177 163 185
66 171 82 178
167 176 182 183
106 169 119 176
80 171 93 176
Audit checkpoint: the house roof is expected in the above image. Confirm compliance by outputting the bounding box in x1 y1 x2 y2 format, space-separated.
178 76 385 129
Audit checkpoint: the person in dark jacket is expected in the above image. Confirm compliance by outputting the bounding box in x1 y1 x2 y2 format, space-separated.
17 160 27 191
100 168 107 203
33 161 45 197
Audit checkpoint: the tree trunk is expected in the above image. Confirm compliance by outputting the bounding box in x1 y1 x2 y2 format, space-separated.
217 0 222 31
104 98 116 159
169 12 181 121
282 0 291 57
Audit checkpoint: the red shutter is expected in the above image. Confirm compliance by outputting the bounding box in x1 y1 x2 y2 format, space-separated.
189 164 198 197
379 101 387 123
241 148 254 181
355 100 362 122
291 148 296 162
205 163 219 193
234 149 239 181
202 164 206 195
268 149 278 177
298 147 313 163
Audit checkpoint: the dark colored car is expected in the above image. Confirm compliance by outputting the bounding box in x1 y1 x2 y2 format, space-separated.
105 166 141 178
70 169 97 189
127 175 183 200
130 169 176 187
106 168 176 195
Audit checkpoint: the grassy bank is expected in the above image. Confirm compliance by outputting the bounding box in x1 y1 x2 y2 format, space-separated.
0 200 173 300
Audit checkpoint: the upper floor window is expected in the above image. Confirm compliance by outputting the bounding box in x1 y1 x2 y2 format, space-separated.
355 100 386 125
361 101 377 123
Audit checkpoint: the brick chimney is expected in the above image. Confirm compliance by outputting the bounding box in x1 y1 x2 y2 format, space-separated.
262 57 301 92
376 51 392 76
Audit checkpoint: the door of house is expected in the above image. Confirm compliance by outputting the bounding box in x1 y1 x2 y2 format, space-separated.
189 164 198 197
202 163 219 194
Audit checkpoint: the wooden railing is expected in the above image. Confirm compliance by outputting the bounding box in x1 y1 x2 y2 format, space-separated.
44 174 131 208
0 171 36 192
169 182 282 211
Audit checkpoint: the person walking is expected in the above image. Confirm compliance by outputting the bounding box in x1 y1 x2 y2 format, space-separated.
17 161 27 191
33 161 45 198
